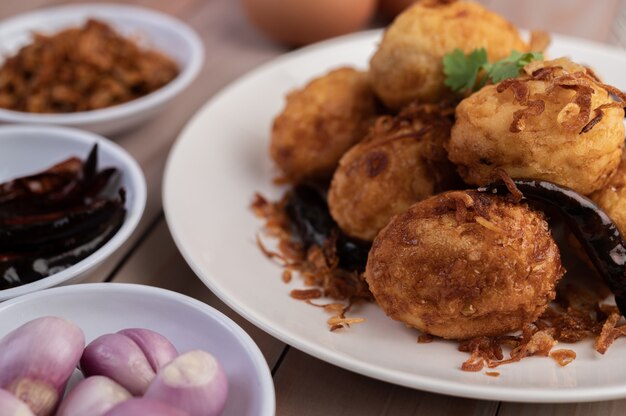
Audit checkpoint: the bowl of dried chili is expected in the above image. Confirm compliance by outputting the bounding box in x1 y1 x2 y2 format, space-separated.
0 124 146 300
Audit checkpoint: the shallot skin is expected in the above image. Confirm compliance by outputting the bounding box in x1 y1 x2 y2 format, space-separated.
80 333 155 396
0 388 35 416
56 376 131 416
145 350 229 416
0 317 85 416
117 328 178 372
104 398 189 416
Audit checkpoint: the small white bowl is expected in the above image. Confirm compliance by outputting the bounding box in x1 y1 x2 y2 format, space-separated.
0 283 275 416
0 125 146 301
0 4 204 135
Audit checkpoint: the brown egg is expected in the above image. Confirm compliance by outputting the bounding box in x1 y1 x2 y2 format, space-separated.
379 0 418 18
241 0 377 46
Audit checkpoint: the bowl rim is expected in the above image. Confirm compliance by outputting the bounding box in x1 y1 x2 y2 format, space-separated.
0 3 204 125
0 124 147 300
0 282 276 416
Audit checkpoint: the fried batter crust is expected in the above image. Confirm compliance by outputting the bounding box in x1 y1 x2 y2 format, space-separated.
448 58 625 195
365 191 563 339
591 153 626 234
369 0 527 109
270 67 377 181
328 103 456 241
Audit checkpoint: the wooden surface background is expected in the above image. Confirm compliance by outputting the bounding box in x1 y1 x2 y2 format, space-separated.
1 1 625 415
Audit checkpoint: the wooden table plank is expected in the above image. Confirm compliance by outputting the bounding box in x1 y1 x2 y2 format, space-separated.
274 348 499 416
498 400 626 416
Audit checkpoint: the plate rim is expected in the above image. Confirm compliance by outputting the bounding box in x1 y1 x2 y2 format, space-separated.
163 29 626 403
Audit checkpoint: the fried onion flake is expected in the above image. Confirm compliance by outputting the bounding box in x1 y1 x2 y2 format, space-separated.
252 192 371 331
497 63 626 134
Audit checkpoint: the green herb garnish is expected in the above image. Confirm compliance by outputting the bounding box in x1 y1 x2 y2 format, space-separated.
443 48 544 93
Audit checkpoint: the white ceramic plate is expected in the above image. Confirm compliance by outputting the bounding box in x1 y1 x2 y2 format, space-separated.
0 4 204 135
0 125 146 301
0 283 275 416
163 30 626 403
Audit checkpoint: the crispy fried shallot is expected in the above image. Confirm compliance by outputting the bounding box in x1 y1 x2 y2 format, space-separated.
0 19 178 113
497 79 546 133
595 312 624 354
290 288 322 300
495 168 523 203
252 190 371 331
498 63 626 134
550 349 576 366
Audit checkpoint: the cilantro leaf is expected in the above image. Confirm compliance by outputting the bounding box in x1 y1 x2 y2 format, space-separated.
489 50 544 83
443 48 488 93
443 49 544 93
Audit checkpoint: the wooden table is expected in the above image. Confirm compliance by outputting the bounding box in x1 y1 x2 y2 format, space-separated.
3 1 626 415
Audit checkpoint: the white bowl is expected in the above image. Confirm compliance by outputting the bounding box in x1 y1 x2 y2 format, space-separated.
0 125 146 301
0 4 204 135
0 283 275 416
